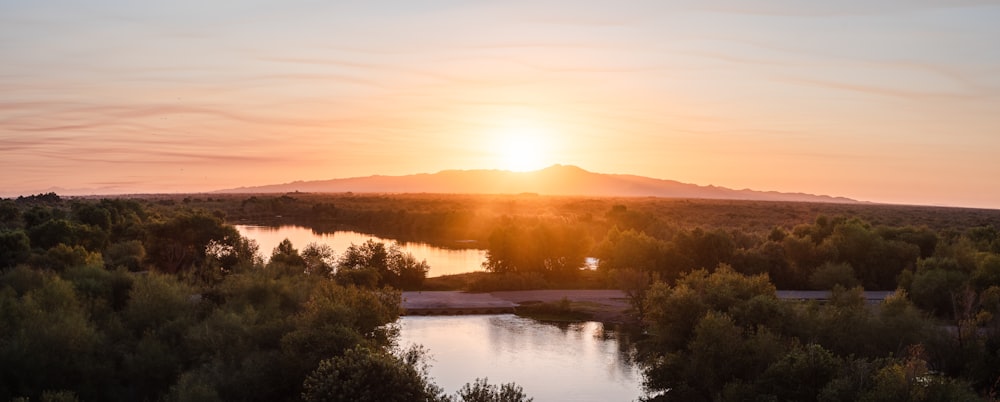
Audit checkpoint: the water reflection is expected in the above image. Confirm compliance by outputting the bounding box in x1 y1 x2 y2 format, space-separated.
234 225 487 277
398 315 643 402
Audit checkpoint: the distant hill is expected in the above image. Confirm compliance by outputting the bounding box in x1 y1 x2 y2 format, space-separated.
216 165 859 203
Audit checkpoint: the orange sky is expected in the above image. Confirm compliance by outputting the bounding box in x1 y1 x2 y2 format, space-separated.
2 1 999 208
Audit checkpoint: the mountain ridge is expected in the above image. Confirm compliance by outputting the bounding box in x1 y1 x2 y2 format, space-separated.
215 164 860 204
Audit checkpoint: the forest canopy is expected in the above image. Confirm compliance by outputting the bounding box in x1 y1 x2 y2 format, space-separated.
3 192 1000 400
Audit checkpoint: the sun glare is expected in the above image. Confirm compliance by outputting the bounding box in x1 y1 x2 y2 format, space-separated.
493 124 552 172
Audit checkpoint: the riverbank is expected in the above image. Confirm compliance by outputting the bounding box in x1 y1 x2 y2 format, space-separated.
402 290 631 322
402 289 895 323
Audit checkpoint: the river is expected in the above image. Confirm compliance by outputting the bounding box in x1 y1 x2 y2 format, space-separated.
234 224 487 277
236 225 645 401
398 315 644 402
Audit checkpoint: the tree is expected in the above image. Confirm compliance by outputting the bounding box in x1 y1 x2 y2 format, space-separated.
613 268 653 320
757 344 841 401
809 262 860 290
0 229 31 267
205 236 261 272
858 349 979 402
388 250 429 290
72 202 112 231
0 200 20 227
33 244 103 272
0 275 103 401
971 254 1000 290
339 240 389 273
146 211 240 273
301 346 446 402
643 265 779 351
821 219 920 290
336 240 428 289
28 219 105 251
908 258 969 316
270 238 306 268
302 242 336 276
483 221 588 281
595 228 666 274
674 228 735 272
104 240 146 271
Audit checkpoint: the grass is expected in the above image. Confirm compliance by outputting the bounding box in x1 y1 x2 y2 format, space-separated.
420 272 488 291
421 270 612 292
513 298 594 322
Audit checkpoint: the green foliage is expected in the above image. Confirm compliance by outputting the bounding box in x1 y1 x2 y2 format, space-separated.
483 220 589 282
336 239 429 289
514 297 592 321
971 254 1000 290
72 202 113 230
674 228 736 273
282 281 401 366
28 219 107 251
643 265 779 352
808 262 860 290
0 275 104 401
163 371 222 402
302 242 336 275
613 268 653 319
6 193 1000 401
0 229 31 267
271 238 306 268
455 378 533 402
857 351 980 402
908 258 970 316
32 244 103 272
301 346 446 402
206 235 261 272
757 344 840 402
334 266 381 288
22 206 56 228
639 266 965 401
0 196 539 402
104 240 146 271
0 199 20 227
821 219 920 290
145 210 240 273
596 228 667 276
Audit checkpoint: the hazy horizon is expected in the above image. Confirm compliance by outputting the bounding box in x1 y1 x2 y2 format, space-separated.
3 1 999 209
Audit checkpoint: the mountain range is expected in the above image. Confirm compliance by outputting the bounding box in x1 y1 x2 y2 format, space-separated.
216 164 859 204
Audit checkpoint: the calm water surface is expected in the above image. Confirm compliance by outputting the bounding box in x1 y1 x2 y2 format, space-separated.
398 315 644 402
234 225 487 277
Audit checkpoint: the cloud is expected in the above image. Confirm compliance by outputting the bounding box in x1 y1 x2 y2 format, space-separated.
674 0 1000 17
781 76 996 101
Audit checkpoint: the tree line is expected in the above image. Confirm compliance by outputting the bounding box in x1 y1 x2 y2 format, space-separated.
634 266 999 401
6 192 1000 400
0 194 529 402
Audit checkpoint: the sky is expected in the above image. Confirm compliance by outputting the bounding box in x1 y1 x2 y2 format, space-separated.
2 0 1000 209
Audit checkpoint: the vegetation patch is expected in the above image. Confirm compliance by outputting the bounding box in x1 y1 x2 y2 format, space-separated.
514 298 594 322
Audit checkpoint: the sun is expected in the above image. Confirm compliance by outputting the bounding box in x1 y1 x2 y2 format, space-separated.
493 125 551 172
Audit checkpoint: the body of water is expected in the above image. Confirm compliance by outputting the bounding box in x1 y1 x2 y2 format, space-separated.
234 225 487 277
398 315 644 402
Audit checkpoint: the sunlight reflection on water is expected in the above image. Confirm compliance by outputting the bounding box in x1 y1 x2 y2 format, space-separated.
235 224 487 277
398 315 644 402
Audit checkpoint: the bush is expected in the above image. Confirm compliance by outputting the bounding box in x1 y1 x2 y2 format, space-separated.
302 346 445 402
455 378 533 402
809 262 860 290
